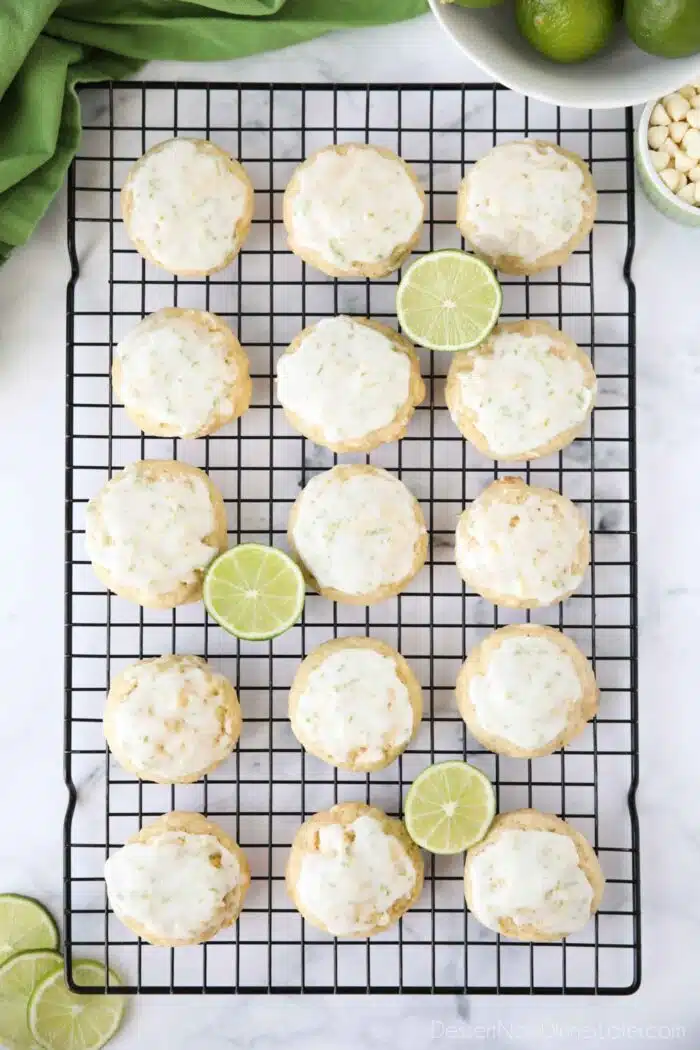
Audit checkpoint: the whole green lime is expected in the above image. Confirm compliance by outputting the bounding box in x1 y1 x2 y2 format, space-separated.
515 0 618 62
625 0 700 58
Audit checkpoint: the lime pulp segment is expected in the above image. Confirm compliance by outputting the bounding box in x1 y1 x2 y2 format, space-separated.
0 949 63 1050
28 960 125 1050
204 543 306 641
0 896 59 969
396 250 502 352
404 760 496 854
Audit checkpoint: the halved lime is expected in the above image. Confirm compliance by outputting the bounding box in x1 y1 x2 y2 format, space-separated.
396 250 502 352
203 543 305 642
0 949 63 1049
28 960 125 1050
0 896 59 969
404 760 496 854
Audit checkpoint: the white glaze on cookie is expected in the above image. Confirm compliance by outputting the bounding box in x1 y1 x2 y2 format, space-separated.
468 829 593 936
277 316 411 443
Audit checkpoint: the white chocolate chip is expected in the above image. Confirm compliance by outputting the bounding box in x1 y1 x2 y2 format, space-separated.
695 183 700 204
678 182 696 203
679 172 688 189
650 103 671 126
665 139 682 158
686 109 700 130
648 125 669 149
674 150 696 173
692 94 700 109
670 121 689 143
649 149 670 172
660 168 682 192
688 165 700 182
679 85 697 100
664 93 691 121
683 128 700 160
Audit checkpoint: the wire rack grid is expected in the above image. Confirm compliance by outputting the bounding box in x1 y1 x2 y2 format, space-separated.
64 81 640 996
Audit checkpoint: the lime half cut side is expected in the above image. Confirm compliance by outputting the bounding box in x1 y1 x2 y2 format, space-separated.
0 949 63 1050
0 896 59 969
203 543 306 642
396 250 502 352
28 960 125 1050
404 760 496 854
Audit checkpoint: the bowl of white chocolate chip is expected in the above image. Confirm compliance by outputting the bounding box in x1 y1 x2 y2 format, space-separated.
636 85 700 226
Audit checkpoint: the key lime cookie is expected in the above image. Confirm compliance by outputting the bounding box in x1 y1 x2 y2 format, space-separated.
288 464 428 605
114 306 255 438
455 477 589 608
464 810 604 941
286 802 423 937
456 625 598 758
446 319 596 461
289 637 422 772
113 308 251 439
121 138 254 276
283 143 425 278
105 655 242 784
105 811 250 947
276 316 425 453
457 140 597 276
86 460 227 609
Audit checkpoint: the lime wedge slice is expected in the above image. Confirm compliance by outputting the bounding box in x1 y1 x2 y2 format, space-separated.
203 543 305 642
404 760 496 854
0 949 63 1050
0 896 59 969
396 250 502 352
28 960 125 1050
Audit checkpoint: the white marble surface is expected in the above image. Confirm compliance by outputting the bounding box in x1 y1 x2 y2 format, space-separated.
0 11 698 1048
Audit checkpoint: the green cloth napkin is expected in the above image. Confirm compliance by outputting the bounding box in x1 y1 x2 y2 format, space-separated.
0 0 427 263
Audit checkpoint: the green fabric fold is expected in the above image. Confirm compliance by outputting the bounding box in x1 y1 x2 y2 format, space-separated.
0 0 427 263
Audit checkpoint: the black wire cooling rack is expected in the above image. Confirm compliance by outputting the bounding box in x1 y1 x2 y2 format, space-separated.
64 82 640 995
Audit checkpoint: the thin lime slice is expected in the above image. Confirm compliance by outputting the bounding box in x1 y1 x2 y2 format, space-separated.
0 949 63 1050
203 543 305 642
404 760 496 854
28 960 125 1050
396 250 502 352
0 896 59 969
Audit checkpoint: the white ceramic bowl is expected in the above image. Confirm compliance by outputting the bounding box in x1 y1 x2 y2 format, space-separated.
635 100 700 226
429 1 700 110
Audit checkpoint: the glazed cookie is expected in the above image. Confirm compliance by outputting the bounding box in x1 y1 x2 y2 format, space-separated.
446 319 596 461
276 316 425 453
464 809 604 941
85 460 227 609
457 140 597 276
283 143 425 278
456 625 598 758
289 637 422 772
105 655 242 784
121 138 254 276
455 477 589 609
286 802 423 937
113 308 252 438
105 811 250 947
288 464 428 605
